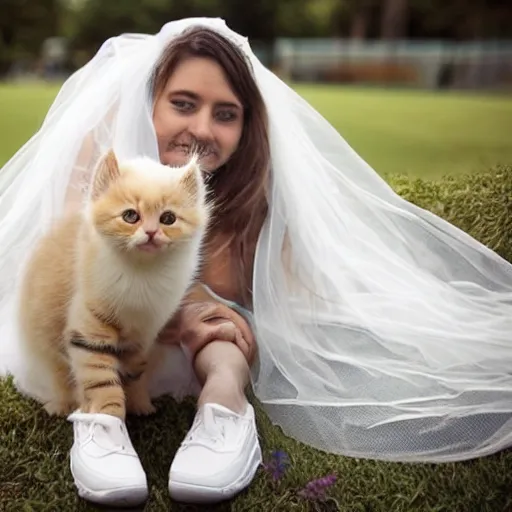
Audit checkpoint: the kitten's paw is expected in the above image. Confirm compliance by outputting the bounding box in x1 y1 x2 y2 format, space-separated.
43 398 76 417
126 395 156 416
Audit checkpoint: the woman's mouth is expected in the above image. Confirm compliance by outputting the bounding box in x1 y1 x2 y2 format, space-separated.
165 144 217 169
173 144 191 153
169 142 215 158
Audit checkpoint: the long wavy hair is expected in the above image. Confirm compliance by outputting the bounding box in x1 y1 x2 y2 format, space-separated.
151 27 270 306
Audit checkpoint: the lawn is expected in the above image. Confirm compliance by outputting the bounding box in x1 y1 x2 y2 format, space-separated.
1 82 512 178
0 83 60 168
1 82 512 511
295 84 512 178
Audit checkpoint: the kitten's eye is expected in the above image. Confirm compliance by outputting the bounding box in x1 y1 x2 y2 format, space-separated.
160 211 176 225
122 209 140 224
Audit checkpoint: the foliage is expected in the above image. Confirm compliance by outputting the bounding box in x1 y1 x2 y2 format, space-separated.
412 0 512 39
0 0 61 74
2 0 511 74
389 164 512 263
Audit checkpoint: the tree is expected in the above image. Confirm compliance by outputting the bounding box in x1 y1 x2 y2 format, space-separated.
70 0 226 56
380 0 409 40
411 0 512 40
0 0 61 75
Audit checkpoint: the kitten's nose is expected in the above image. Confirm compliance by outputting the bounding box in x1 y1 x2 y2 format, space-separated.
145 230 157 240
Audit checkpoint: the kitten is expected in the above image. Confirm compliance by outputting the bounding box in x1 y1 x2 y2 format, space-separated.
17 149 210 418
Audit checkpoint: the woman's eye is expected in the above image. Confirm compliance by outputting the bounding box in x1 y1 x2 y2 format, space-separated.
160 211 176 225
121 209 140 224
215 110 237 123
171 100 194 112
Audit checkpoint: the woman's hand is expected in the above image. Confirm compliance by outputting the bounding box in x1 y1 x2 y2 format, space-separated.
158 286 256 365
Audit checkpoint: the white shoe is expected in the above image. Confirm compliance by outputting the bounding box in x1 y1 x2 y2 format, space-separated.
67 411 148 507
168 403 262 503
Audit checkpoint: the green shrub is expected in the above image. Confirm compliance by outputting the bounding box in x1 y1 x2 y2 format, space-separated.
389 164 512 264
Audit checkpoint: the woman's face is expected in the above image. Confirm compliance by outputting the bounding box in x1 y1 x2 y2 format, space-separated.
153 56 244 172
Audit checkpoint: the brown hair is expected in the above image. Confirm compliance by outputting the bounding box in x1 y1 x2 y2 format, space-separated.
151 27 270 306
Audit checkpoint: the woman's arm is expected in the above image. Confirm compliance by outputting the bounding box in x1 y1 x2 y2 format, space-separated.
158 283 257 366
160 232 298 366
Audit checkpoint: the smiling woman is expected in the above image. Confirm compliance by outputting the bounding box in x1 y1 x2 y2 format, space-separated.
150 27 270 307
153 58 244 172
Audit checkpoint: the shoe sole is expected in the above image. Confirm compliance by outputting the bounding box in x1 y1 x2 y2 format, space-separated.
73 481 148 507
71 462 148 507
168 443 262 504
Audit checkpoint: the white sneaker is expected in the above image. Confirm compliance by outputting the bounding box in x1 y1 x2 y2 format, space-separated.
67 411 148 507
168 403 262 503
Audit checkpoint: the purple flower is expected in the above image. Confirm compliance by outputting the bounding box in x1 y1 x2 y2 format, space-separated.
262 450 290 481
298 474 337 501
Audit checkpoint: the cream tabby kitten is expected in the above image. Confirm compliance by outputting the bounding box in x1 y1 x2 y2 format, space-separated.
17 149 210 419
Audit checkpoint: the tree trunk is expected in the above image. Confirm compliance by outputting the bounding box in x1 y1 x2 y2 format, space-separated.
380 0 408 40
350 2 372 40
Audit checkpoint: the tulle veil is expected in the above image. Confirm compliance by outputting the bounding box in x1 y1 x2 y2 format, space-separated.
1 17 512 463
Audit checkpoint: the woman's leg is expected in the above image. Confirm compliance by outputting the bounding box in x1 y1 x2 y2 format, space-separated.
168 341 261 504
194 341 250 413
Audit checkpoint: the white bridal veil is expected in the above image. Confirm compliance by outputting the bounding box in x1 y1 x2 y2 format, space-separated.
1 17 512 463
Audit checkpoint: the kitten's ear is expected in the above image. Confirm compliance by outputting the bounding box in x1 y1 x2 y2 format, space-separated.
180 155 202 199
91 149 120 199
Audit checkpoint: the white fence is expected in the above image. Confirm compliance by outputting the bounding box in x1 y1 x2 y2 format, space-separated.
6 37 512 92
271 39 512 90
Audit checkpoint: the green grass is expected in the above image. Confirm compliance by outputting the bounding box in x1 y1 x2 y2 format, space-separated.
1 82 512 510
0 83 60 168
1 82 512 179
296 84 512 178
2 375 512 512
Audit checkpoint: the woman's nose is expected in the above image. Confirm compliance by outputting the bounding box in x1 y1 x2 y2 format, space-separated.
189 110 214 141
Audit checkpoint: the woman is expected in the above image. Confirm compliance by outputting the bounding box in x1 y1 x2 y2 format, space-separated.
1 17 512 507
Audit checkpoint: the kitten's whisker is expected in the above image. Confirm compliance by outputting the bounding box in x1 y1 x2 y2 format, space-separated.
187 140 212 160
188 140 199 156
